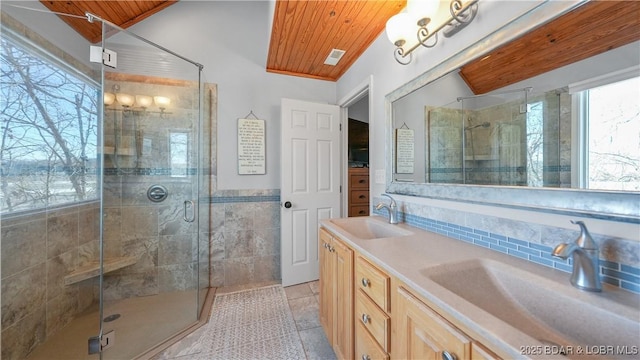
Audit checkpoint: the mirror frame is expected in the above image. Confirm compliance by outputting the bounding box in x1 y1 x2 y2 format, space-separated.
385 1 640 224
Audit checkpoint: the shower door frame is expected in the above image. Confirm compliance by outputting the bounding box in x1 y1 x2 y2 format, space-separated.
93 13 209 359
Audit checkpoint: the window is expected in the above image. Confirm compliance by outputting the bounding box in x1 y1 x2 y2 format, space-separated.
169 131 189 177
579 76 640 191
1 34 99 213
526 101 544 187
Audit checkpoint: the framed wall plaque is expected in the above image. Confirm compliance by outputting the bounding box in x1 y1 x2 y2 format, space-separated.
396 128 415 174
237 118 266 174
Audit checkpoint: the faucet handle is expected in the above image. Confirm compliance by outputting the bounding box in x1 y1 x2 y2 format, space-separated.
571 220 597 249
381 193 396 207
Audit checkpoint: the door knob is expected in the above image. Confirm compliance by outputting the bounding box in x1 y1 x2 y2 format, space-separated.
283 201 292 208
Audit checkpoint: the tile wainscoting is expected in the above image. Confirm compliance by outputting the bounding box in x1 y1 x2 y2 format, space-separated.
209 189 281 287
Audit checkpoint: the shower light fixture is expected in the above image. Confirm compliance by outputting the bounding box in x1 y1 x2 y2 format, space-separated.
153 96 171 112
104 85 171 116
136 95 153 109
386 0 479 65
115 93 135 107
103 92 116 106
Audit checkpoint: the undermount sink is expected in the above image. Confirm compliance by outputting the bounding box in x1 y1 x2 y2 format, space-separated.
421 259 640 353
329 217 413 240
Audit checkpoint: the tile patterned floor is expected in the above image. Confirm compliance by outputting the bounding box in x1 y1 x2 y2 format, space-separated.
157 281 336 360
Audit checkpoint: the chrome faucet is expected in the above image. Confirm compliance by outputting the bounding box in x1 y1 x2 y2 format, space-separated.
375 194 398 224
551 220 602 292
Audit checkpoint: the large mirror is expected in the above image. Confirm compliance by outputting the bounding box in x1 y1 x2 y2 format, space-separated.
386 1 640 221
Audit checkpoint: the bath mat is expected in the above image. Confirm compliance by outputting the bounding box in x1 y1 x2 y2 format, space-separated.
191 285 306 360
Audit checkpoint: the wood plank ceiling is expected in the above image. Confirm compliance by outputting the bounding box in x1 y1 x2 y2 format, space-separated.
459 0 640 95
39 0 177 44
267 0 406 81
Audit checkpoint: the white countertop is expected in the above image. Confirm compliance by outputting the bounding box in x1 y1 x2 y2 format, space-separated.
320 216 640 360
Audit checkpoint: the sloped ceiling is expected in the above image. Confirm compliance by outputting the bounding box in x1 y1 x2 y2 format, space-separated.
39 1 177 44
266 0 406 81
459 1 640 94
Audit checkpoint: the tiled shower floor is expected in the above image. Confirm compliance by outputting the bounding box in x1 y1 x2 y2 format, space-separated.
26 291 196 360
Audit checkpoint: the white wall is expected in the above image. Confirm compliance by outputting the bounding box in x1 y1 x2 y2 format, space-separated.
3 1 337 191
337 0 550 196
2 1 91 65
348 96 369 123
125 1 336 190
337 0 640 241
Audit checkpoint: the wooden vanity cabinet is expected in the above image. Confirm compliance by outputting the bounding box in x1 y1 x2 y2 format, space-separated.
394 286 472 360
320 227 501 360
319 228 354 360
393 283 501 360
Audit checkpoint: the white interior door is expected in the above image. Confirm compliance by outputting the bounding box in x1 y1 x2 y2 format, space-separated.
281 98 341 286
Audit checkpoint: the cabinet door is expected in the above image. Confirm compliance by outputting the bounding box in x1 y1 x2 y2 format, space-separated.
395 287 471 360
333 238 354 360
319 229 334 346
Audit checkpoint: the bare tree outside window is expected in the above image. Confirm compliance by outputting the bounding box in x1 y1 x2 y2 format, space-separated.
526 101 544 187
587 77 640 191
1 37 98 213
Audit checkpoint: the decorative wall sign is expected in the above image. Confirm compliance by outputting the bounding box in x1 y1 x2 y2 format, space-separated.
238 117 266 174
396 128 415 174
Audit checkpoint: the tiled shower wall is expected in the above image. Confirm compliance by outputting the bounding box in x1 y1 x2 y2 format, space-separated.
1 202 101 360
428 89 572 186
101 77 212 301
374 196 640 294
209 189 281 287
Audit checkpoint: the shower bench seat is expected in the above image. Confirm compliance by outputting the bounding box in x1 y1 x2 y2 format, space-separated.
64 256 138 285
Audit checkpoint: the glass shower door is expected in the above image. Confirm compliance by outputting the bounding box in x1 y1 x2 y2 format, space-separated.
98 19 203 359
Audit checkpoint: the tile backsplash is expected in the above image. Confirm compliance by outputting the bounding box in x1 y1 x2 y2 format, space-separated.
374 197 640 294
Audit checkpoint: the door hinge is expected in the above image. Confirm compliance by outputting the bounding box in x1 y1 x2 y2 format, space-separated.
88 330 115 354
89 46 117 68
339 123 342 131
340 185 342 193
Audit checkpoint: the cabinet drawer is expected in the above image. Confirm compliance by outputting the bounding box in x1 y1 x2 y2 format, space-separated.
473 342 501 360
356 256 390 312
350 190 370 204
350 205 370 217
356 291 390 352
356 322 389 360
350 174 369 189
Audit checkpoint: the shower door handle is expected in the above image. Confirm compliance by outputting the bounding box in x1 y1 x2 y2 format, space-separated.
183 200 196 222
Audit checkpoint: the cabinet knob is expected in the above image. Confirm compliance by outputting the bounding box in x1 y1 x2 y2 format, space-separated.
442 350 457 360
329 246 335 252
359 195 366 199
361 313 370 324
361 278 370 287
323 243 328 249
362 355 371 360
359 210 366 215
359 179 366 183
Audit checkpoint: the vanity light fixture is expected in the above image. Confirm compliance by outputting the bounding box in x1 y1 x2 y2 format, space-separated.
386 0 479 65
